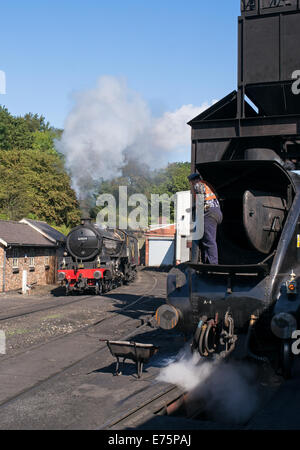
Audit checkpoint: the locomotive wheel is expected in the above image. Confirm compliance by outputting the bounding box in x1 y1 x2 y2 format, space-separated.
281 340 293 379
104 280 112 292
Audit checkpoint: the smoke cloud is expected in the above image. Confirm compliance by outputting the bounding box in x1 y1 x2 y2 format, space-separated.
56 76 214 199
157 349 260 426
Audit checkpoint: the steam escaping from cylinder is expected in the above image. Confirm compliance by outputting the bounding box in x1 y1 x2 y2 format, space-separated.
56 75 214 204
157 349 260 426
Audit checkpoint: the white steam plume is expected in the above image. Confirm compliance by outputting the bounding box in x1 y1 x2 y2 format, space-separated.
56 76 214 198
157 349 260 426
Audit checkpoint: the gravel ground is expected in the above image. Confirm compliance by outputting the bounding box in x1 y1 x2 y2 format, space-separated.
0 269 166 357
1 301 106 354
0 269 298 430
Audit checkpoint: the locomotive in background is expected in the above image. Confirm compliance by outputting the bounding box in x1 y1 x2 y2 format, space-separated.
58 218 138 295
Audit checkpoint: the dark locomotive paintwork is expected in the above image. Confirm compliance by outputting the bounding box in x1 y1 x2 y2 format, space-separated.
58 219 138 294
155 2 300 374
162 161 300 330
190 0 300 169
155 162 300 377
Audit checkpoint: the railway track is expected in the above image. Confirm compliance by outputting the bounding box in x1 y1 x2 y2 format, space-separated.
0 269 151 323
0 271 163 410
0 294 94 323
0 270 160 362
0 270 288 430
101 385 184 430
0 272 290 430
100 359 287 430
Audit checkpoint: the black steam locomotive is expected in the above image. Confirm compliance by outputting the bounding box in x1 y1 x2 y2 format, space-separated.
58 219 138 295
155 1 300 378
155 160 300 375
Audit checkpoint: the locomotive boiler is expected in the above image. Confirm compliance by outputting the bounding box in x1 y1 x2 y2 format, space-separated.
58 219 138 295
155 0 300 377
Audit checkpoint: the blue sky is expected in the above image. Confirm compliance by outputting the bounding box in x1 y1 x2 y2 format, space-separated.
1 1 240 129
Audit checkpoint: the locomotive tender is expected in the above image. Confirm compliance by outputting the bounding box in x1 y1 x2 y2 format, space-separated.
155 0 300 377
58 218 138 295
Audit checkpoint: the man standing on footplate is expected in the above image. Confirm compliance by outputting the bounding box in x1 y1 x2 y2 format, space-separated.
188 172 223 265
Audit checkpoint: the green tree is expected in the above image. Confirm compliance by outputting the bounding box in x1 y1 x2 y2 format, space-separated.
23 112 50 133
92 160 191 227
0 106 33 150
0 150 81 225
32 130 57 154
0 106 63 153
151 162 191 196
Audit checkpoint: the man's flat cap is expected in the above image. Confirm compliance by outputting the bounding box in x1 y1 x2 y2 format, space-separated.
188 173 202 182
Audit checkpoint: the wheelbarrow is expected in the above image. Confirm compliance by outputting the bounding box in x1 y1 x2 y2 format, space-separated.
100 340 159 379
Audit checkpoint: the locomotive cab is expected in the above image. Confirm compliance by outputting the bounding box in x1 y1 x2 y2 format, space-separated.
196 160 295 269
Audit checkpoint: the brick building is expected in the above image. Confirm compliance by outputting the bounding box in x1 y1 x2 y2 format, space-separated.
0 220 65 293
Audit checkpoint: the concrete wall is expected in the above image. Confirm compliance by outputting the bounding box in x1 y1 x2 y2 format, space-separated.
0 246 57 292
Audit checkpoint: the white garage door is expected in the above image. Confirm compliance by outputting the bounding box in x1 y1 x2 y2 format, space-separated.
149 239 175 266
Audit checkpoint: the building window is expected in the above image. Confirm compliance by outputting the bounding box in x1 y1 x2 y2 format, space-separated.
45 255 50 266
29 250 35 267
12 248 19 268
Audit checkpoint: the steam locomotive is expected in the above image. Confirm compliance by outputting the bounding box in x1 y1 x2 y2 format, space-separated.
155 159 300 375
57 219 138 295
155 1 300 378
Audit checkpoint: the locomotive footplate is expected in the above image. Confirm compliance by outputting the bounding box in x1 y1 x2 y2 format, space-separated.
188 263 270 277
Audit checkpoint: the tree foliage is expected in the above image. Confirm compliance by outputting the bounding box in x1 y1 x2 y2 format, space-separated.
0 149 80 225
95 161 190 200
0 106 62 152
92 161 191 225
0 105 191 230
151 162 191 196
0 106 79 227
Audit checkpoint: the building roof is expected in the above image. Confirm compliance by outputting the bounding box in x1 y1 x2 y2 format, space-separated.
0 221 57 247
146 223 176 237
19 219 66 243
